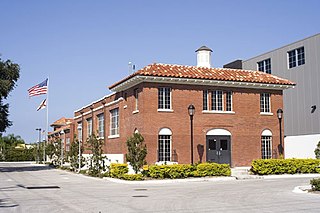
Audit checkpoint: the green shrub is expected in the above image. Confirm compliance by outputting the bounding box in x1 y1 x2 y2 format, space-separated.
194 163 231 177
148 164 194 179
251 159 320 175
109 163 128 178
121 174 144 181
148 163 231 179
310 178 320 191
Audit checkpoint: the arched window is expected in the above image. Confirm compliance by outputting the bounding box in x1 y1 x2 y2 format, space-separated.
158 128 172 162
261 129 272 159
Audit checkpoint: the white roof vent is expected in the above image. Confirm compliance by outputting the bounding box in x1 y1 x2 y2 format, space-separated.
196 46 212 68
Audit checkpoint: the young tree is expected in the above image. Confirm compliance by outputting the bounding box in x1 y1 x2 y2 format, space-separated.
68 137 85 171
315 141 320 159
0 57 20 133
45 137 62 166
125 133 147 174
86 134 106 176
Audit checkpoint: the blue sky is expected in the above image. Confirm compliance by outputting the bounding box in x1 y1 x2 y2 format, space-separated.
1 0 319 143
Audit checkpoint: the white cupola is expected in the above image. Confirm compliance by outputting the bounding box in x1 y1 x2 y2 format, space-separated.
196 46 213 68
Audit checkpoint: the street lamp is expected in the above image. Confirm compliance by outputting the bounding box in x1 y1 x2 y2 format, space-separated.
188 104 195 164
277 108 284 156
60 129 65 167
77 125 82 172
36 128 41 163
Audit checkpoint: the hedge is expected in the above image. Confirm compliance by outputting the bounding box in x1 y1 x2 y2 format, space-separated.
251 159 320 175
147 163 231 179
109 163 128 178
193 163 231 177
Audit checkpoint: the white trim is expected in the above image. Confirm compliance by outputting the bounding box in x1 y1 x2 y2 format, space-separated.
110 75 294 92
155 161 178 165
206 129 231 136
260 112 274 116
132 110 139 114
202 110 235 114
157 109 174 112
108 134 120 139
262 129 272 136
74 97 123 119
159 128 172 135
74 92 115 113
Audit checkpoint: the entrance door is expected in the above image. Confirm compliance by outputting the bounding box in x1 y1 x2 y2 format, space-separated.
206 135 231 165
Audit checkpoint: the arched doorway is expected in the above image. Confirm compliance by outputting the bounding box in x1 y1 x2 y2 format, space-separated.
206 129 231 165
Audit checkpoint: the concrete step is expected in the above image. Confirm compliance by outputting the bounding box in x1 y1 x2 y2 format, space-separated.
231 167 256 179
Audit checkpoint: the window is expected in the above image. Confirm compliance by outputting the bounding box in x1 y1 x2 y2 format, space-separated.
226 91 232 112
158 128 172 162
260 93 271 113
261 130 272 159
87 118 92 137
134 88 139 111
66 138 70 152
203 90 209 110
257 58 271 74
110 108 119 136
97 114 104 138
288 47 305 68
158 87 171 110
211 90 223 111
77 122 82 141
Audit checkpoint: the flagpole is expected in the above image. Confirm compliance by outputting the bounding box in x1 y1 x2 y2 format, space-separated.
44 77 49 162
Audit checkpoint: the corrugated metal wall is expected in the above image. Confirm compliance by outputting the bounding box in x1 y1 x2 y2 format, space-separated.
243 34 320 136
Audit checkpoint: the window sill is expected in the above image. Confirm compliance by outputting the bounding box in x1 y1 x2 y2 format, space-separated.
155 161 178 165
157 109 174 112
132 110 139 114
202 110 235 114
97 137 104 140
108 135 120 139
260 112 273 116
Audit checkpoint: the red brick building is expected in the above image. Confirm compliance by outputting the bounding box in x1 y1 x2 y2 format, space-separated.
72 47 295 167
48 117 74 152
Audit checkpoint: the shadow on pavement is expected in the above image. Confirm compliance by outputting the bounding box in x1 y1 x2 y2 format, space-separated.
0 164 53 173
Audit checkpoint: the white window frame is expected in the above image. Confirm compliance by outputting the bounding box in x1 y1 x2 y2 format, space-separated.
288 46 305 69
97 113 104 138
158 87 172 110
257 58 271 74
87 118 92 138
226 91 233 112
211 90 223 111
261 130 272 159
133 88 139 113
260 93 271 113
109 108 119 137
203 90 209 111
158 128 172 162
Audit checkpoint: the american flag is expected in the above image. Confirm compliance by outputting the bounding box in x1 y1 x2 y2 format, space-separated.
28 79 48 97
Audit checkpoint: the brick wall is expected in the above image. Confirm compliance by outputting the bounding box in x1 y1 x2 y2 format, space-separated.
73 82 284 167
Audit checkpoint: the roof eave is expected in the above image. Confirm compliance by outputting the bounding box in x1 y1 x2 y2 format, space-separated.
110 75 295 92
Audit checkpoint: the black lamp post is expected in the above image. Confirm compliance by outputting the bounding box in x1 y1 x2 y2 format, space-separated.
188 104 195 164
277 108 283 156
36 128 41 162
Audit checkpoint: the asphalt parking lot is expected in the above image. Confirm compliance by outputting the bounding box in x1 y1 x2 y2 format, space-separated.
0 162 319 213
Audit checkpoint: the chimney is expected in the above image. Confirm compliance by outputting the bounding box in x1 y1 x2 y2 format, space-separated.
195 46 213 68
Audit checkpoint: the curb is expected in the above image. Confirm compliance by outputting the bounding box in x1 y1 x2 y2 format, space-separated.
262 174 320 179
103 176 236 184
292 185 311 193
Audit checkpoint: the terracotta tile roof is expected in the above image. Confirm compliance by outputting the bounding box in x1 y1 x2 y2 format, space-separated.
50 117 73 127
109 63 295 90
